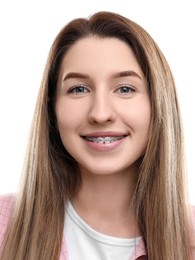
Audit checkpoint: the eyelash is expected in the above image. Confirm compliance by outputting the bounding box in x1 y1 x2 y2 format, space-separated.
116 84 135 94
67 84 136 95
68 85 89 94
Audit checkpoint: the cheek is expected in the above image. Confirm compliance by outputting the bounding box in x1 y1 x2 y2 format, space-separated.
135 101 151 150
138 104 151 129
55 99 89 132
122 98 151 131
55 100 72 132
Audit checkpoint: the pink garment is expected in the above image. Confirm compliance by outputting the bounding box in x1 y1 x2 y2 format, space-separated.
0 194 194 259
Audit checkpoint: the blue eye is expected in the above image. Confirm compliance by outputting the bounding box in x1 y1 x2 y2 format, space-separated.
68 85 89 94
117 85 135 94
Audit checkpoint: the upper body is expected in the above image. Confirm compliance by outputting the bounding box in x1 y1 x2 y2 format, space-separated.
0 194 194 259
0 11 194 260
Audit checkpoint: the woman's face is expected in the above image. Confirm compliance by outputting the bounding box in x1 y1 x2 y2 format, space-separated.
55 37 151 176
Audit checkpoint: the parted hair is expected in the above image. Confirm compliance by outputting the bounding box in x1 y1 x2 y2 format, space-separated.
1 11 193 260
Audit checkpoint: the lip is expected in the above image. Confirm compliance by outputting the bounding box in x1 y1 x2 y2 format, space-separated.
80 131 128 152
81 131 128 137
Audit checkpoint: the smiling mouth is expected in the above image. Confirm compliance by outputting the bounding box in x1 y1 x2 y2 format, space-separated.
83 136 127 144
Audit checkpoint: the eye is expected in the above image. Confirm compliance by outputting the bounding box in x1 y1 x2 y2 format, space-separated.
68 85 89 94
116 84 135 95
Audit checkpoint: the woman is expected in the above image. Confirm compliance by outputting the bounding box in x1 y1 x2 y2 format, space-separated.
0 11 194 260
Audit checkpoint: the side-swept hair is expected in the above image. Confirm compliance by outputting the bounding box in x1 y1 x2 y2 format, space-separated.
1 11 192 260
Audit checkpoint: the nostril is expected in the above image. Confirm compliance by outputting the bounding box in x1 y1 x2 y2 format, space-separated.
88 104 115 124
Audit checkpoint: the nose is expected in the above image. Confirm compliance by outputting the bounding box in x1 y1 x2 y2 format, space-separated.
88 92 116 124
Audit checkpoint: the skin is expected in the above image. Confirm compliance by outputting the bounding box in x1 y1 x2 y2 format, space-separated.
55 36 151 238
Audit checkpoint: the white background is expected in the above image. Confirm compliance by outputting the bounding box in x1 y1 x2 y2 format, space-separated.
0 0 194 204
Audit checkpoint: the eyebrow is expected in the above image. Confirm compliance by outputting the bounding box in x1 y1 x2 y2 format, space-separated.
63 72 90 81
113 70 142 80
63 70 142 81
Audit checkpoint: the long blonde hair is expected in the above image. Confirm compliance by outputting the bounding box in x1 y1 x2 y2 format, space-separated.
1 11 193 259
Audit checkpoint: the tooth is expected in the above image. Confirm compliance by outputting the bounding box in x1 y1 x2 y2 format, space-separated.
97 137 104 144
104 137 111 143
85 135 124 143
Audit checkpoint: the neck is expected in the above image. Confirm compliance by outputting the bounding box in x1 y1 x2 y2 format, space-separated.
71 168 140 238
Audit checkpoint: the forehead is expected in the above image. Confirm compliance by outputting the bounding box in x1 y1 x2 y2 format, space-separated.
59 36 144 80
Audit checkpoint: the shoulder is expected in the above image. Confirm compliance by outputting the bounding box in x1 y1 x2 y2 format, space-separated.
0 193 16 247
0 193 16 221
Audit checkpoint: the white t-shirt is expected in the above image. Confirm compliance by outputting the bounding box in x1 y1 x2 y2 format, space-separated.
64 201 141 260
